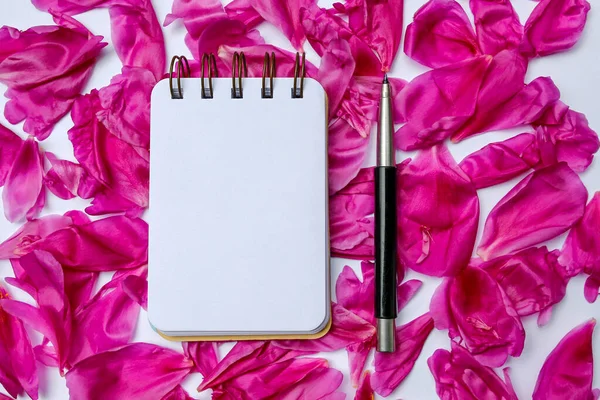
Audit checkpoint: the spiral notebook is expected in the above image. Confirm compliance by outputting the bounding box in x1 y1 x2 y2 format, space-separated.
147 53 331 340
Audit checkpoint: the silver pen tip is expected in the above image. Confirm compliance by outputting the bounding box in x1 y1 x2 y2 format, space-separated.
383 73 388 84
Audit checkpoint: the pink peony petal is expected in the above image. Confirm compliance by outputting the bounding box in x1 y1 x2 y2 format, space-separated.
327 119 370 195
399 145 479 277
559 193 600 290
584 276 600 304
225 0 264 28
44 155 101 201
318 39 356 117
65 343 194 399
480 246 568 325
404 0 480 69
428 343 517 400
63 269 99 312
247 0 311 50
218 44 318 77
521 0 591 58
397 279 423 311
533 319 596 400
32 215 148 271
347 338 375 388
108 0 165 80
31 0 111 14
277 363 344 400
371 314 435 396
355 371 373 400
122 274 148 310
469 0 522 56
2 137 45 223
183 342 219 377
430 265 525 367
161 386 194 400
478 163 587 260
0 124 22 187
273 302 376 352
0 15 106 139
459 133 540 189
0 284 38 400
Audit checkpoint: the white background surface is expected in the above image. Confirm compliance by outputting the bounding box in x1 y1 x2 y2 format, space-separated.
0 0 599 399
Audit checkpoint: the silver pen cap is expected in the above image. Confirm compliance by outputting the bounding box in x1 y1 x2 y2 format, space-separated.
377 318 396 352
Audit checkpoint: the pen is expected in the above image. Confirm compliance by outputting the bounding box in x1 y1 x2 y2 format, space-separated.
375 74 397 353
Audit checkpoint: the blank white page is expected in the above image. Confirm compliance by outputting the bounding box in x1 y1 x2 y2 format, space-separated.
148 77 330 337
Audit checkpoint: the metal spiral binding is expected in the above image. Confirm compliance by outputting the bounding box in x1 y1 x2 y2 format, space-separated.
231 52 247 99
262 52 275 99
292 52 305 99
201 53 218 99
169 55 191 99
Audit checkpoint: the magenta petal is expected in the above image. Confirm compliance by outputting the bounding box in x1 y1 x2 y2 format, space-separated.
399 145 479 277
273 303 376 352
371 314 435 396
63 269 99 311
533 319 596 400
481 247 568 325
44 155 101 200
65 343 194 399
225 0 264 27
183 342 219 377
161 386 194 400
328 119 369 195
584 277 600 304
428 343 517 400
559 193 600 285
0 16 106 139
521 0 591 58
248 0 308 49
277 363 344 400
459 133 540 189
122 274 148 310
0 124 22 187
469 0 522 56
430 266 525 367
404 0 480 68
0 284 38 400
336 262 376 324
355 371 374 400
347 338 375 388
318 39 355 116
2 137 45 222
478 163 587 260
33 215 148 271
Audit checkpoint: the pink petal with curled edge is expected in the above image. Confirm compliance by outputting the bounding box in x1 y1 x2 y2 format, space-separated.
533 319 597 400
225 0 264 28
1 251 71 373
470 0 522 56
399 145 479 277
521 0 591 58
162 385 194 400
430 266 525 367
328 118 369 195
122 274 148 310
584 277 600 304
247 0 310 50
198 341 311 392
0 15 106 139
109 0 165 80
347 338 375 388
318 39 355 117
65 343 194 399
480 246 568 326
277 364 344 400
345 0 403 71
428 343 517 400
273 303 376 352
164 0 224 32
2 137 45 223
478 163 587 260
372 314 435 396
44 155 101 201
560 193 600 291
395 55 491 151
0 284 38 400
183 342 219 377
97 67 157 150
404 0 480 69
32 215 148 271
31 0 111 14
63 269 99 312
459 133 540 189
0 211 84 259
0 123 22 187
355 371 373 400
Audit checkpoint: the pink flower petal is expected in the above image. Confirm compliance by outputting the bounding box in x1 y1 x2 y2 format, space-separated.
459 133 540 189
2 137 45 222
347 339 375 388
584 276 600 304
63 269 99 312
430 265 525 367
183 342 219 377
533 319 596 400
43 155 101 201
0 123 22 187
122 274 148 310
428 343 517 400
0 15 106 139
277 363 344 400
108 0 165 80
32 215 148 271
65 343 194 399
469 0 522 56
273 303 376 352
225 0 264 28
328 119 370 195
0 284 38 400
399 145 479 277
559 193 600 288
318 39 356 116
355 371 374 400
218 44 318 77
247 0 308 50
404 0 480 68
478 163 587 260
521 0 591 58
31 0 111 14
161 386 194 400
480 246 568 325
371 313 435 396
